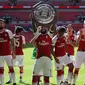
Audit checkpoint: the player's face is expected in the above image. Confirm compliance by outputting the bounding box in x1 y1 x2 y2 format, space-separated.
0 21 5 30
58 31 64 37
67 28 73 36
20 31 23 35
41 26 48 34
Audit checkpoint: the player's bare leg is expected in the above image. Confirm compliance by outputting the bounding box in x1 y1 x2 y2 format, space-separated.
6 67 16 85
44 76 49 85
32 76 38 85
19 66 24 83
9 67 16 85
65 63 74 85
0 67 4 85
37 76 41 85
72 68 79 85
6 72 12 84
57 70 64 85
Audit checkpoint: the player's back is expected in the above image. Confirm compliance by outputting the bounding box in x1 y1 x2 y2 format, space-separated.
13 34 24 55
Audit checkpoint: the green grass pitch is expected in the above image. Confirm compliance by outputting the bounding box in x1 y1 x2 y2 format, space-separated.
4 47 85 85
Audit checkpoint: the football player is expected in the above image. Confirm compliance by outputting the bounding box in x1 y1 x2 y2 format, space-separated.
0 19 16 85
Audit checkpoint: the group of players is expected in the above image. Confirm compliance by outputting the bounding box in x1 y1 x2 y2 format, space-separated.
0 17 85 85
31 17 85 85
0 19 26 85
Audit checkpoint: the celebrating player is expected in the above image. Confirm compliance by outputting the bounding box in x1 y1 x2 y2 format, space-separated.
32 26 52 85
66 24 76 63
52 26 74 85
6 26 26 84
31 16 57 85
72 21 85 85
0 19 16 85
64 24 77 85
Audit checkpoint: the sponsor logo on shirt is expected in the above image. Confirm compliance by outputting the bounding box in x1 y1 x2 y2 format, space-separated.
0 38 7 42
39 40 49 45
57 43 65 47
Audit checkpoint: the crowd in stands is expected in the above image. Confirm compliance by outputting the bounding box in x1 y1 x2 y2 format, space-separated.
0 0 84 6
68 0 81 5
0 0 84 43
0 12 85 23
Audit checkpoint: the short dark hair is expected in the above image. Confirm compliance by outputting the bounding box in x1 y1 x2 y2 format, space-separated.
15 26 24 33
57 26 66 32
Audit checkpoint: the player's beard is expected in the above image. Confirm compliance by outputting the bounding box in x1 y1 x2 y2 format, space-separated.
41 29 47 34
0 27 3 30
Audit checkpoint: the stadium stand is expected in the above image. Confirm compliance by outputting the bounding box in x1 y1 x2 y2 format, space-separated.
56 12 85 22
0 12 31 21
0 0 85 6
0 0 85 42
1 12 85 23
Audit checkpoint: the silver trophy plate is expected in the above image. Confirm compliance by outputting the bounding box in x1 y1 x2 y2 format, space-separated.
33 3 56 24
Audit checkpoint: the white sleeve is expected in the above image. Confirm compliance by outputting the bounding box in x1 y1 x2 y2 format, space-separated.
52 35 57 46
22 36 26 44
6 29 13 39
77 31 80 39
34 31 40 38
74 35 77 41
48 31 53 38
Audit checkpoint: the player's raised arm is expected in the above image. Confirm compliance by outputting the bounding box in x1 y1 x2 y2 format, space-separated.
32 17 37 33
49 23 55 33
76 29 82 46
29 13 37 33
30 37 36 44
48 23 56 38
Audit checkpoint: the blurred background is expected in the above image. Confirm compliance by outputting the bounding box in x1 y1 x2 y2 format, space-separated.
0 0 85 43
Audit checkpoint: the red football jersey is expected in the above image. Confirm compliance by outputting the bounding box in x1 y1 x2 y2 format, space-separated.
66 35 76 55
14 34 25 55
35 34 52 59
78 35 85 51
0 29 13 56
54 36 66 57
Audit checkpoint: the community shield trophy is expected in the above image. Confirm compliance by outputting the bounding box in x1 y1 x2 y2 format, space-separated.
33 1 56 25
